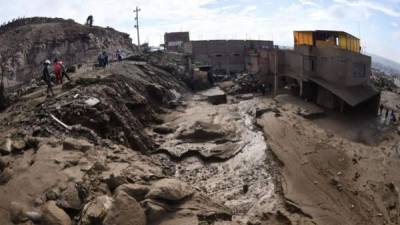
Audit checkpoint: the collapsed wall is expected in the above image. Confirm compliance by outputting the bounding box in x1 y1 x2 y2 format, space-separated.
0 17 137 86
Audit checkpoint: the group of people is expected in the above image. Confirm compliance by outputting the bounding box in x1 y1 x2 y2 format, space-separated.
379 104 397 124
98 51 109 68
98 50 124 67
42 59 71 97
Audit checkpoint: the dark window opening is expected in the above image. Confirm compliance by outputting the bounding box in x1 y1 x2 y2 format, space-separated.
233 53 240 57
215 54 222 57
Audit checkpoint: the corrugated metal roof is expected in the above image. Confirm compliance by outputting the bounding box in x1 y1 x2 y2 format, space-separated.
309 77 379 106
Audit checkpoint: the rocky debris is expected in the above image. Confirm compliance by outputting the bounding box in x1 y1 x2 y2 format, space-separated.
57 183 82 211
146 178 194 201
115 183 150 201
62 138 93 152
201 87 227 105
0 138 28 155
0 167 12 184
177 121 228 142
296 108 325 119
0 138 12 155
153 125 175 134
79 195 113 225
41 201 72 225
9 201 30 223
142 199 169 222
102 192 146 225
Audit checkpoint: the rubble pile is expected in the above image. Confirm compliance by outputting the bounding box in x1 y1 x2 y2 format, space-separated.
220 74 260 95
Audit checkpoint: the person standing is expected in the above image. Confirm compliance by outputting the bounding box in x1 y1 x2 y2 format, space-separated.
53 59 62 84
42 60 54 97
116 49 122 61
102 51 108 67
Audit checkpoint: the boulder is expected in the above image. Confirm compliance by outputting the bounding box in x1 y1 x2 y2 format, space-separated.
177 121 227 142
11 139 27 153
57 183 82 210
103 192 146 225
62 138 93 152
9 201 29 223
146 178 194 201
0 167 12 184
201 88 227 105
41 201 71 225
0 138 12 155
79 195 113 225
115 183 150 201
142 199 168 222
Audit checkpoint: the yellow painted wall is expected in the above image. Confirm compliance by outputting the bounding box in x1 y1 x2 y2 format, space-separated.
294 31 313 46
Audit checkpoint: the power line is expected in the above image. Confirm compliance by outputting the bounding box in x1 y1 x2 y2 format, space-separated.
133 6 141 53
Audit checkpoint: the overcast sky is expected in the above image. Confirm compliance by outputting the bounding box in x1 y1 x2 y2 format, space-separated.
1 0 400 63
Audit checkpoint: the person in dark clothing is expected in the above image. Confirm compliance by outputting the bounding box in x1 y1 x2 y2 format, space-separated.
98 53 104 67
42 60 54 97
116 49 122 61
86 15 93 27
102 51 108 67
379 104 384 115
391 111 397 123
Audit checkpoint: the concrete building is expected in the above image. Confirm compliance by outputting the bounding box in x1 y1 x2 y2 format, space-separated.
248 30 380 112
164 32 190 52
189 40 274 74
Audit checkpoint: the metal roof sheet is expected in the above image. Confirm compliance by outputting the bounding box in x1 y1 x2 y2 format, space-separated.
309 77 379 106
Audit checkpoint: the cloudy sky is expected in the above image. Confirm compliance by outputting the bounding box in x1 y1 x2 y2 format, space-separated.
1 0 400 62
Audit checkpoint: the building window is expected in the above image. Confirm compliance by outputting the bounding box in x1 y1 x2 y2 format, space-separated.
215 54 222 57
233 53 240 57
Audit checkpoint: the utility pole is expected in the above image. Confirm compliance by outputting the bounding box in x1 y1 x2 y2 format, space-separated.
134 6 141 53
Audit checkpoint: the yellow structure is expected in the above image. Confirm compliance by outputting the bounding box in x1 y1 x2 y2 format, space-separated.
294 30 360 53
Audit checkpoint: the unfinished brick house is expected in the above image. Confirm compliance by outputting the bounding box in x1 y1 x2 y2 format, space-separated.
247 30 380 112
164 32 190 52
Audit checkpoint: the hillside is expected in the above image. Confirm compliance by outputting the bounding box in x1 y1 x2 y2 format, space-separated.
370 53 400 76
0 17 137 87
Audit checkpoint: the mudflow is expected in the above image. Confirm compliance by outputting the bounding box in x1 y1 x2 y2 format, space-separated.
1 17 400 225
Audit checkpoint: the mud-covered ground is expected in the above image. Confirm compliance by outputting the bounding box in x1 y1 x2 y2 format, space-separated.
1 59 400 225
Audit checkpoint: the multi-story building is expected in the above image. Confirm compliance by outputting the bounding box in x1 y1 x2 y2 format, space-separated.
248 30 380 112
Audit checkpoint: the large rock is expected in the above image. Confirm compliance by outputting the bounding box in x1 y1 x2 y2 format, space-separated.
79 195 113 225
115 183 150 201
41 201 71 225
146 178 194 201
0 167 12 185
0 138 12 155
201 87 227 105
103 192 146 225
9 202 29 223
57 183 82 210
62 138 93 152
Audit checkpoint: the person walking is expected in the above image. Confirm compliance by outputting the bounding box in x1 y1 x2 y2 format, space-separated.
59 61 71 82
53 59 62 84
379 104 384 115
42 60 54 97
